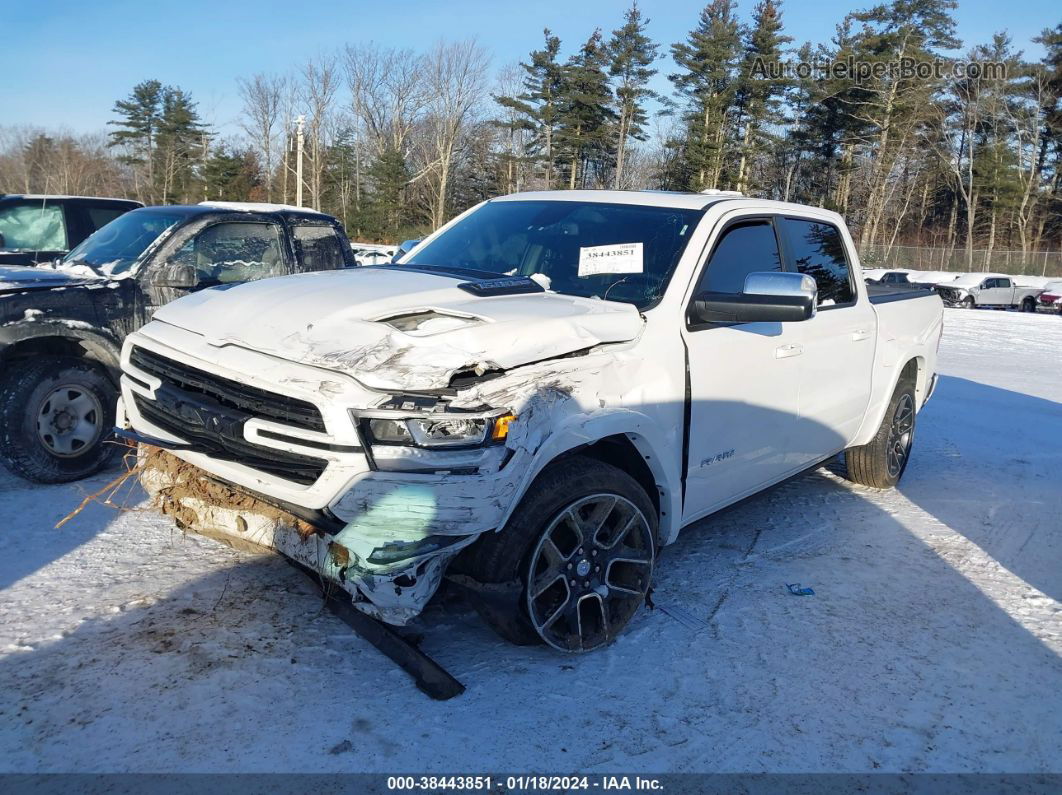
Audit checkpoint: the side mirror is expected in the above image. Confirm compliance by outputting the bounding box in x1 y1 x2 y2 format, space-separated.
690 271 817 325
391 239 421 264
158 261 199 289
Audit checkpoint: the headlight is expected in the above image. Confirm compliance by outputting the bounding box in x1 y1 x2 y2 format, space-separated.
358 410 515 449
407 416 489 447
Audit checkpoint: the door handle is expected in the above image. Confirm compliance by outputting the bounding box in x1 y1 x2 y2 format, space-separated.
775 343 803 359
851 329 871 341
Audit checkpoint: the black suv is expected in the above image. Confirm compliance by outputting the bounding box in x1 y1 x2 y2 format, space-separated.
0 202 356 483
0 194 143 266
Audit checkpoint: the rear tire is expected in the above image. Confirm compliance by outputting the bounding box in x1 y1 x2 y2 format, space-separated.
0 356 118 483
458 455 657 652
844 377 917 489
1021 297 1036 313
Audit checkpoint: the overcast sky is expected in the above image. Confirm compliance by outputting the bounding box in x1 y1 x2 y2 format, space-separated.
3 0 1056 138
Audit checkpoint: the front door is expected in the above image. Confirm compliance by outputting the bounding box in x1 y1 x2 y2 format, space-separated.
680 216 803 523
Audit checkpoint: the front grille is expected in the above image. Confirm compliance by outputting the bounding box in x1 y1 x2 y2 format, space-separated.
134 394 327 486
130 346 325 432
936 287 959 302
128 346 329 486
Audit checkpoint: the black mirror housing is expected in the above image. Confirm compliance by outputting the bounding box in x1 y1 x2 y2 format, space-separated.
691 292 816 325
158 261 199 289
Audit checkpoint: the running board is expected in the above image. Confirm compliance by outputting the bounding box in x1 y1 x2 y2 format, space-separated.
286 559 466 701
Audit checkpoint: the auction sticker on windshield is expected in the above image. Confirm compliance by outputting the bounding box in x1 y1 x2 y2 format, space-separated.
578 242 643 277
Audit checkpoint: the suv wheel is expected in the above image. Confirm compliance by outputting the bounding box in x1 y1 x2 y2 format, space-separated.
843 377 917 489
0 356 118 483
458 456 657 652
962 296 975 309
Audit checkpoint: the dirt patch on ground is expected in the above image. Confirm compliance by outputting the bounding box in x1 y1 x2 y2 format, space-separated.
139 445 317 539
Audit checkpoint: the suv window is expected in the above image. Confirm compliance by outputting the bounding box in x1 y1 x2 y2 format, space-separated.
696 220 781 294
0 201 67 252
779 218 853 306
172 222 286 283
86 205 129 230
292 225 345 271
998 278 1011 288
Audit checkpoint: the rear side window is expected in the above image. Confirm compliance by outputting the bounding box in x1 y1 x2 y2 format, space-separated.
86 205 129 231
696 220 781 294
0 201 67 251
779 218 853 306
292 225 345 271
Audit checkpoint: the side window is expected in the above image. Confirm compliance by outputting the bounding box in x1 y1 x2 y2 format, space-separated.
779 218 853 306
0 201 67 252
696 220 781 294
86 205 129 231
173 222 285 284
292 225 346 272
998 278 1011 288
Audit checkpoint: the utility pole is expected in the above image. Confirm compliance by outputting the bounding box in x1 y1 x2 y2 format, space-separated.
294 115 305 208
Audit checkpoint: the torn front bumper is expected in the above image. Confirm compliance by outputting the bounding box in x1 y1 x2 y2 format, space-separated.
137 446 480 625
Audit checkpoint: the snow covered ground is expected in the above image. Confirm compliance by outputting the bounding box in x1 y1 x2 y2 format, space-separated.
0 308 1059 774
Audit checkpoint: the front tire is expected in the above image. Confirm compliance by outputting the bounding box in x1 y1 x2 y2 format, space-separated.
962 296 975 309
0 356 118 483
459 456 657 652
843 377 917 489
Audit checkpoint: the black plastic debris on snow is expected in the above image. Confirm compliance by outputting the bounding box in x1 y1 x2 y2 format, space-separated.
286 558 465 701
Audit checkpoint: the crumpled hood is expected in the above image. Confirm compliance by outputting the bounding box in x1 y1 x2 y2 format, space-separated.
0 265 102 293
153 267 644 391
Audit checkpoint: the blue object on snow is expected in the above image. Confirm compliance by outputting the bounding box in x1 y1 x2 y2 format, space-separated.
786 583 815 596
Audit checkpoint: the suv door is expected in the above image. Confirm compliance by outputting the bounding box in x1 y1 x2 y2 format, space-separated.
290 223 349 271
778 216 876 460
680 214 803 522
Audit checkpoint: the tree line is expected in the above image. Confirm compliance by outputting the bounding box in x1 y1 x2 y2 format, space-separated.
1 0 1059 261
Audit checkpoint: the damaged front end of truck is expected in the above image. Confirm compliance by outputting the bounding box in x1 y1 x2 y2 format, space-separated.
119 267 653 627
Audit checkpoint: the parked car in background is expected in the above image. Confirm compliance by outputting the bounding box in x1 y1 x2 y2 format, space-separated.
0 201 355 483
351 242 396 266
935 274 1042 311
865 270 933 289
0 194 142 266
1037 280 1062 314
118 190 943 652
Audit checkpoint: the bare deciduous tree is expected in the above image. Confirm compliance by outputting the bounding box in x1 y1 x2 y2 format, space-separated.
237 73 285 202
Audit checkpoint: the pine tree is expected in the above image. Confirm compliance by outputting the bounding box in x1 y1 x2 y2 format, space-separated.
670 0 744 190
731 0 792 193
108 80 164 202
556 29 617 189
157 87 208 203
607 2 659 188
494 30 565 188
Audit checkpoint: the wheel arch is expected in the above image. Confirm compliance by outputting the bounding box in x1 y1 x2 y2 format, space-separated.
0 325 122 384
498 419 681 548
851 356 923 448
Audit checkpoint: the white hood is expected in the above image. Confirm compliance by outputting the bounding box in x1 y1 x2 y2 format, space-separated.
153 267 644 391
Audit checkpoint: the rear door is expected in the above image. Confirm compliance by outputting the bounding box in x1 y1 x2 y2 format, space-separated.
681 214 803 522
290 223 350 272
778 216 876 460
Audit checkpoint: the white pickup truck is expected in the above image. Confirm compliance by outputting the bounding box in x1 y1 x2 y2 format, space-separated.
118 190 943 652
934 273 1043 311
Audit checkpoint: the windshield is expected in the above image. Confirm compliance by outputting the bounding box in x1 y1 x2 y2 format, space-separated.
403 200 704 308
62 208 188 276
